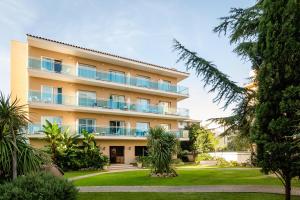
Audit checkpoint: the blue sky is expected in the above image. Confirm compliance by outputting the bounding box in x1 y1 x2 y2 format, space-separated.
0 0 254 121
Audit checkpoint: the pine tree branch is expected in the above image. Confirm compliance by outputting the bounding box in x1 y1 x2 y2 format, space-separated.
173 39 246 109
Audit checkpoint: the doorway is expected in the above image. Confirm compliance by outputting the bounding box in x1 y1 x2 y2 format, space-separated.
109 146 125 164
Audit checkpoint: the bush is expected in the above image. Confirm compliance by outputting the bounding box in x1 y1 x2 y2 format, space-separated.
195 153 213 163
171 158 184 165
147 127 178 177
0 172 78 200
136 156 151 168
216 157 230 167
42 122 109 171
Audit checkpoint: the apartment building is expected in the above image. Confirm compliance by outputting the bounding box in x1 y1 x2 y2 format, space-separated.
10 34 190 164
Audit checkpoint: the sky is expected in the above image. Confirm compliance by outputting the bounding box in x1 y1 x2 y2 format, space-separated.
0 0 255 121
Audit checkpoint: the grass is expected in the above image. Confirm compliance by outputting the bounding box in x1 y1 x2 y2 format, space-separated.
73 168 300 186
77 192 297 200
63 170 103 178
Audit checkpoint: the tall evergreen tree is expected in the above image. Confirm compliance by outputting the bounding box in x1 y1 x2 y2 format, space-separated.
253 1 300 199
173 1 300 199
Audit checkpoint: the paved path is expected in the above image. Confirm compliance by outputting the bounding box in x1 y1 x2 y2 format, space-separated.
78 185 300 195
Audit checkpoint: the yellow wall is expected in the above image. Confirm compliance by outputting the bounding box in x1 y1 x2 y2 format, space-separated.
29 138 147 164
29 108 178 129
10 41 28 110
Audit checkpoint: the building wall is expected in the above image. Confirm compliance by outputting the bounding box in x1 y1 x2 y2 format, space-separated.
15 41 188 165
10 41 29 110
29 108 178 129
29 138 147 164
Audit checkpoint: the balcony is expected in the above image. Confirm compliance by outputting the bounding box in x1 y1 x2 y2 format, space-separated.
28 91 189 119
27 124 187 139
28 57 189 98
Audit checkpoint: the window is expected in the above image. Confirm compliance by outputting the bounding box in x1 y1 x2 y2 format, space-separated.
110 95 126 109
109 121 125 135
41 85 54 103
78 91 96 107
41 57 62 73
41 116 62 126
160 124 170 131
135 146 148 156
78 118 96 134
159 101 170 113
161 80 171 91
54 60 62 73
136 122 149 136
78 63 96 79
136 75 150 88
41 86 63 104
109 70 125 84
41 57 54 71
137 98 150 112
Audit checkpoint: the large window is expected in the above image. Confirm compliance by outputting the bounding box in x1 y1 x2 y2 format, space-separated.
135 146 148 156
160 124 170 131
136 122 149 136
161 80 171 91
41 57 62 73
110 95 126 109
41 57 54 71
136 75 150 88
41 116 62 126
78 118 96 134
109 121 125 135
41 86 63 104
41 85 54 103
78 91 96 107
77 63 96 79
137 98 150 112
109 70 125 84
159 101 170 113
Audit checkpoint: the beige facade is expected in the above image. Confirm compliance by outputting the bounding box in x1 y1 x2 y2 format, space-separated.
11 35 190 164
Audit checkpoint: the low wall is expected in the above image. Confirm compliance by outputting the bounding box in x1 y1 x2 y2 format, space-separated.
208 152 251 163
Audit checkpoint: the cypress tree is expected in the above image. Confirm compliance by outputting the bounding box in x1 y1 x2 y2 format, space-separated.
173 1 300 199
253 0 300 199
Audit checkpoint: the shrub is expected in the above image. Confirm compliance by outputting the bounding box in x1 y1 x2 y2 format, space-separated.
0 172 78 200
171 158 184 165
136 156 151 168
195 153 213 163
42 122 109 171
147 127 178 177
216 157 230 167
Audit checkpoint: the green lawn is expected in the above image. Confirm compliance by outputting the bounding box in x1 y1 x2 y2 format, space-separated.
78 192 297 200
74 168 300 186
63 170 103 178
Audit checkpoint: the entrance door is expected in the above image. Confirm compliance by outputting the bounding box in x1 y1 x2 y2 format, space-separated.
109 146 125 164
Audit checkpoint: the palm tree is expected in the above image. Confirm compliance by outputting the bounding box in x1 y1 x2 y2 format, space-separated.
0 93 47 180
147 127 178 177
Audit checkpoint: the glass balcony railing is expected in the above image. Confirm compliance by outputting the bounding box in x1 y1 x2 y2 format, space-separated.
28 91 189 117
27 124 184 138
28 57 189 96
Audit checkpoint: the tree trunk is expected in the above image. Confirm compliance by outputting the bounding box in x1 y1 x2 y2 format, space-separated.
285 177 291 200
12 130 17 180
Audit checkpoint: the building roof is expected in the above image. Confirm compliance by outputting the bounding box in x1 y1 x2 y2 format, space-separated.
26 34 189 76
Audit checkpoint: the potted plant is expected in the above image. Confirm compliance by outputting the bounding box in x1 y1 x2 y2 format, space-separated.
102 156 109 170
136 156 143 168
